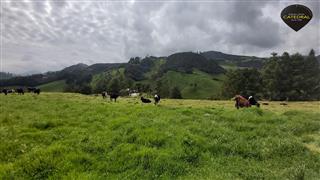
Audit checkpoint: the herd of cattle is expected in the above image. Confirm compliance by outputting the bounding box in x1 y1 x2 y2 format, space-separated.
1 88 263 109
101 91 161 105
1 87 41 95
100 91 260 108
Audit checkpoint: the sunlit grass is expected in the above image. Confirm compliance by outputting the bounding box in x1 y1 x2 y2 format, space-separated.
0 93 319 179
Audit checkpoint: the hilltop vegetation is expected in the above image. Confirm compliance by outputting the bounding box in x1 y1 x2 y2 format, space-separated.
201 51 266 69
0 51 257 95
1 50 319 100
0 93 319 179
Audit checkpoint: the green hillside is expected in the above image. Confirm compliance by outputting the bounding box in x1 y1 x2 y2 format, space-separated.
159 71 225 99
0 93 319 179
37 80 67 92
0 51 270 97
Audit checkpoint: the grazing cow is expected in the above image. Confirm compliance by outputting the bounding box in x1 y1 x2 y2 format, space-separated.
233 95 251 109
2 89 8 95
129 92 140 97
101 91 107 99
141 97 152 103
27 87 36 92
33 88 40 95
262 103 269 105
154 94 161 105
248 96 260 107
280 103 288 106
7 89 14 94
16 88 24 95
109 93 119 102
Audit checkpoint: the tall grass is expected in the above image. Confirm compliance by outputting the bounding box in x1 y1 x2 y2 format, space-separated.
0 93 319 179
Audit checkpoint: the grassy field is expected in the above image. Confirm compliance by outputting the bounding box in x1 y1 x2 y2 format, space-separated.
0 93 319 179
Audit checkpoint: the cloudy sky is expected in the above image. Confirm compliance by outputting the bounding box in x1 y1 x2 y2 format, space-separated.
1 0 319 74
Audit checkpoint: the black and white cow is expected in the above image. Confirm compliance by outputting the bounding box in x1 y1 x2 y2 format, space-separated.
154 94 161 105
141 97 152 103
248 96 260 107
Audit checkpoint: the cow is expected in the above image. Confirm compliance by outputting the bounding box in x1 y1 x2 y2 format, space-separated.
2 89 8 95
101 91 107 99
248 96 260 107
233 95 251 109
109 93 119 102
16 88 24 95
129 92 140 97
7 89 15 94
154 94 161 105
33 88 40 95
141 97 152 103
27 87 36 92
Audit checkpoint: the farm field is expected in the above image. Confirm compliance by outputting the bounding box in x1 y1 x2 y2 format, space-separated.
0 93 319 179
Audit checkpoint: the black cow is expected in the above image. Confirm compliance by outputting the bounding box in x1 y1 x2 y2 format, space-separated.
141 97 152 103
248 96 260 107
109 93 119 102
16 88 24 95
101 92 107 99
7 89 14 94
154 94 161 105
33 88 40 95
2 89 8 95
27 87 36 92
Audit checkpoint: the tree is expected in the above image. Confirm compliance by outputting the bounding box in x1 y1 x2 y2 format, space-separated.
128 57 141 64
262 50 320 100
170 86 182 99
91 73 111 93
154 79 170 98
222 68 262 98
108 78 120 94
300 49 320 100
262 52 281 100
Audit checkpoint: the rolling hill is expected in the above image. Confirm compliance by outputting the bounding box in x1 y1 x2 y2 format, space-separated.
0 51 268 97
201 51 266 69
37 80 67 92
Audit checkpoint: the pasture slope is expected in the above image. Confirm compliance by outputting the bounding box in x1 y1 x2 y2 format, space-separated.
37 80 67 92
0 93 319 179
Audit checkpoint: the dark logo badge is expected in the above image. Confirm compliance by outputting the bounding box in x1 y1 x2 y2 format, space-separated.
281 4 313 31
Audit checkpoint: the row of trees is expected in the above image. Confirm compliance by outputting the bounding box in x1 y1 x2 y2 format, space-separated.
223 50 320 100
67 68 184 99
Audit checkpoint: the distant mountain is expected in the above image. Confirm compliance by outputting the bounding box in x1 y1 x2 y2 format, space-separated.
20 70 42 76
0 72 16 80
86 63 125 74
0 62 125 87
0 50 271 99
163 52 225 74
201 51 266 69
201 51 245 61
61 63 88 74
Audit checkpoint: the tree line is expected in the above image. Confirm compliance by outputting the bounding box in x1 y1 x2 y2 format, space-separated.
223 50 320 100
